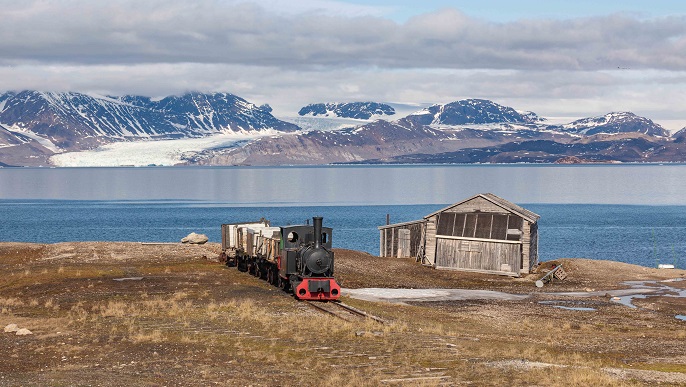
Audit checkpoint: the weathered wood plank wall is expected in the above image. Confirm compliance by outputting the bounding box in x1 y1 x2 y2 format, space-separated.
529 222 539 270
379 222 426 258
443 196 505 214
521 221 531 274
435 238 521 275
425 218 437 265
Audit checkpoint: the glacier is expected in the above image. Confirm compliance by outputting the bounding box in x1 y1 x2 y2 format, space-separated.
49 131 272 167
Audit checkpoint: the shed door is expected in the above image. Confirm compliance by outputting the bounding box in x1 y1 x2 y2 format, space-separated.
397 229 411 258
435 238 521 274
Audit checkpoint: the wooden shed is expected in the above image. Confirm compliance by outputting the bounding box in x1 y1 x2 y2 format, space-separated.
378 219 426 260
379 193 540 276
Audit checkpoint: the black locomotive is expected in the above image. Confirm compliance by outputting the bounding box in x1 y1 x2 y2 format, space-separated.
220 216 341 301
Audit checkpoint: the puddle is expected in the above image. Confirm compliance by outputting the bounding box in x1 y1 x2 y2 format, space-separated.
676 315 686 322
610 294 648 309
609 279 686 308
549 279 686 308
538 300 597 311
552 306 596 311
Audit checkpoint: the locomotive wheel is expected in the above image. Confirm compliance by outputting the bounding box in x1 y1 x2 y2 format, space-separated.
237 259 247 272
278 276 290 292
266 267 274 285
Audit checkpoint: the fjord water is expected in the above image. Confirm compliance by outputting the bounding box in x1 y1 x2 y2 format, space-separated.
1 164 686 268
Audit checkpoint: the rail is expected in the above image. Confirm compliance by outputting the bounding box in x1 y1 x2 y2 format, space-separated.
305 301 387 324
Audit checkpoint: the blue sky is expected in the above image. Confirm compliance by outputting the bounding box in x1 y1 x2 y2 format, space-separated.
334 0 686 22
1 0 685 130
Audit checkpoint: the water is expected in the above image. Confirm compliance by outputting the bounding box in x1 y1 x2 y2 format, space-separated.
1 165 686 268
1 200 685 268
538 301 597 311
610 279 686 308
3 164 686 204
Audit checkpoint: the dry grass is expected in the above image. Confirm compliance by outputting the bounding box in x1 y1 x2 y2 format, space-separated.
0 297 23 307
1 242 685 386
130 329 164 343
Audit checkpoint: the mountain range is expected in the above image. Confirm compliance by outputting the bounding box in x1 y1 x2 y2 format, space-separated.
0 91 297 166
1 91 684 166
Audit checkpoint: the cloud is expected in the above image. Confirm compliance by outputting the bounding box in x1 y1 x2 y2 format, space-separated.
1 0 685 127
1 1 685 71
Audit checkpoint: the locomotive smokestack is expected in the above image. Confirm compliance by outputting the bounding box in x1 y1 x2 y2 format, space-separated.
313 216 323 249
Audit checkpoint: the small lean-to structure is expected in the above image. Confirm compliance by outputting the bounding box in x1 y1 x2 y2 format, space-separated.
379 193 540 276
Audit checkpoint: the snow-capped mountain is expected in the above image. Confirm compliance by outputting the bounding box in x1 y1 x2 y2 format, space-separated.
0 91 299 152
401 99 540 127
558 112 670 137
2 92 683 167
184 113 568 166
184 99 685 166
298 102 395 120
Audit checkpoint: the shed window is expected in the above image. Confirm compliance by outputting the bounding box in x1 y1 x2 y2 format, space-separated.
491 214 509 240
437 212 524 242
437 213 456 236
506 215 523 241
463 214 477 238
475 214 492 239
453 214 466 237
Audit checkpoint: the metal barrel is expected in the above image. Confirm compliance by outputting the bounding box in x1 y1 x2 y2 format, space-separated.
313 216 323 249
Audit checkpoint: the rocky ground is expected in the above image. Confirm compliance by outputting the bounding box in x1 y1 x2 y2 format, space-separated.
1 242 685 386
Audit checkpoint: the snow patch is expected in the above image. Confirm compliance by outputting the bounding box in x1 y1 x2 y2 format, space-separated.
1 123 62 152
279 115 363 132
344 288 528 303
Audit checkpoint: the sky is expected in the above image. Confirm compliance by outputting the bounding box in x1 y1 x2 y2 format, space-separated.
1 0 685 130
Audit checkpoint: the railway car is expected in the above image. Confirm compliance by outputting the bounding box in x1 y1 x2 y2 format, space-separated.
220 217 340 301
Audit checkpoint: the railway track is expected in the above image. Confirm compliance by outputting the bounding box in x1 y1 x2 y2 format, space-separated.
305 300 387 324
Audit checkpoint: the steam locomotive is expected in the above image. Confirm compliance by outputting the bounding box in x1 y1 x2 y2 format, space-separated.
219 217 341 301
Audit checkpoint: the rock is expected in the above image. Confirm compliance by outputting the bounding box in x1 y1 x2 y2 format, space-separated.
15 328 32 336
181 232 208 245
4 323 19 333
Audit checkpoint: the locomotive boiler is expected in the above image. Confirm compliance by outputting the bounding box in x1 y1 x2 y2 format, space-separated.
220 216 341 301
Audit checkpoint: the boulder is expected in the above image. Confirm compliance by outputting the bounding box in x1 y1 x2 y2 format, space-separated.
15 328 32 336
181 232 208 245
4 323 18 333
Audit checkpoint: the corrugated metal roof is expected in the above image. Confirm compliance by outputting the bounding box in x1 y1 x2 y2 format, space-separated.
423 193 540 223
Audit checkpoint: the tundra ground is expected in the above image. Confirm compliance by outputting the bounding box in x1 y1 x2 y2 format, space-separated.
1 242 685 386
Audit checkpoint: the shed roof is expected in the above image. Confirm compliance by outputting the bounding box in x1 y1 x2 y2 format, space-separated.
424 193 540 223
378 219 426 230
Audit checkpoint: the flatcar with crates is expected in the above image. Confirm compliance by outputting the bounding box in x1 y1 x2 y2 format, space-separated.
219 216 340 301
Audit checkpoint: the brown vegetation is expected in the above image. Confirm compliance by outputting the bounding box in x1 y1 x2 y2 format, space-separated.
1 242 685 386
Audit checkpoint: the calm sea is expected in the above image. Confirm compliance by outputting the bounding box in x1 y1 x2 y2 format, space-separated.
1 164 685 268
